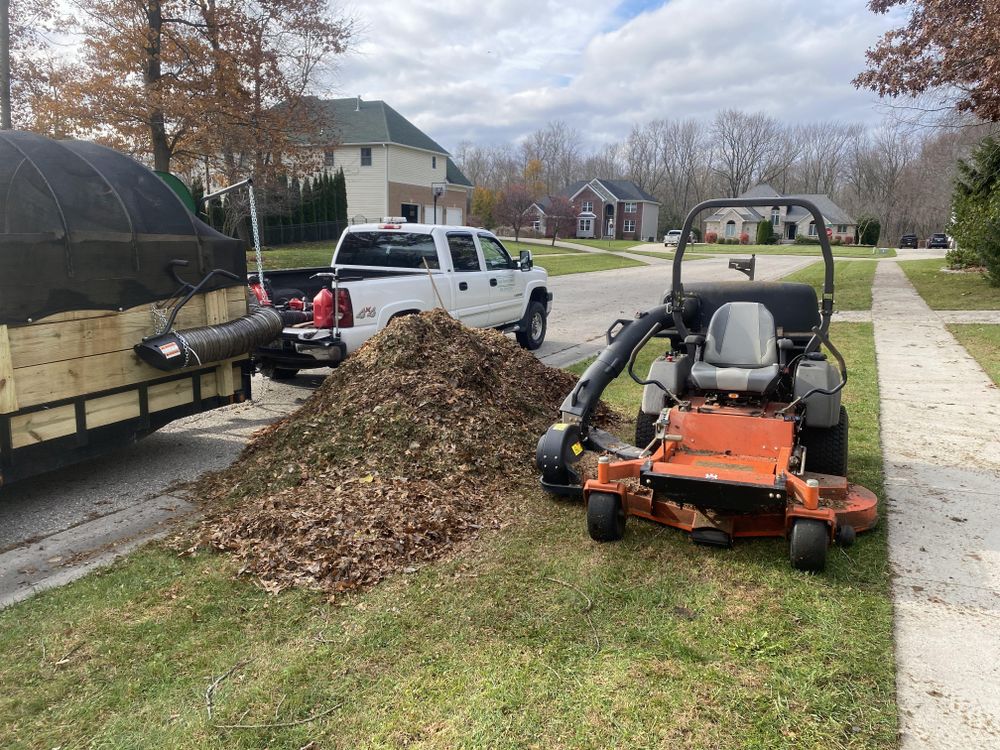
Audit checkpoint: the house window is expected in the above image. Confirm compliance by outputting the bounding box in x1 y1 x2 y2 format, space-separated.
725 220 736 238
808 222 817 236
579 218 592 233
771 207 780 227
837 224 847 233
581 200 593 213
531 220 541 232
624 219 636 233
432 156 437 169
623 202 637 213
324 150 335 167
360 147 372 166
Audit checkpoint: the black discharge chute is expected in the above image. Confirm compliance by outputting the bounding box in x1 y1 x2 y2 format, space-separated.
0 130 246 325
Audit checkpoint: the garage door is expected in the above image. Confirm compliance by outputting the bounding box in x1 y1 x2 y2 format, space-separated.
446 207 462 225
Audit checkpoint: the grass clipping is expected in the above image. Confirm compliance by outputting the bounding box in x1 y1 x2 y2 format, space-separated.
186 310 614 596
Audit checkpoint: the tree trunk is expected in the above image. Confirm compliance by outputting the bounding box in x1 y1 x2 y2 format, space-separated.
0 0 11 129
144 0 170 171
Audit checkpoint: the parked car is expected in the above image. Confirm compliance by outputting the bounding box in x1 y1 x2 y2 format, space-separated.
251 221 553 378
928 233 950 249
899 234 918 248
664 229 683 246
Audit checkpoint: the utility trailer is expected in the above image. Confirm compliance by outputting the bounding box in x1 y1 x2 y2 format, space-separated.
0 132 280 485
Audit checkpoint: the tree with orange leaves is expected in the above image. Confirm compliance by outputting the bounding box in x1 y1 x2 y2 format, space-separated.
855 0 1000 121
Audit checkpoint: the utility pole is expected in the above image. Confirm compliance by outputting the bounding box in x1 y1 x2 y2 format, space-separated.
0 0 11 129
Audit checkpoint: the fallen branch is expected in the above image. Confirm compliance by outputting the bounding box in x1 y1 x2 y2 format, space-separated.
214 702 342 730
205 660 248 720
544 576 600 653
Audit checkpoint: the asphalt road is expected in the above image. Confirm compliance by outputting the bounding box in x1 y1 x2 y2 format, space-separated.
0 254 815 604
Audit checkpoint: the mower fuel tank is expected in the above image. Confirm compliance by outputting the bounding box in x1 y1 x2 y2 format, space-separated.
794 359 842 427
641 354 692 415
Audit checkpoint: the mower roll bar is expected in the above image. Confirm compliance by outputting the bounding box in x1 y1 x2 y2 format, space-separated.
672 197 836 348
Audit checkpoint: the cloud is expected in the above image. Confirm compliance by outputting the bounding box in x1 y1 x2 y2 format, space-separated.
333 0 902 153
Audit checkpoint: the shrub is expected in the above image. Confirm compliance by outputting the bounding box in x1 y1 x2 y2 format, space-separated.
951 136 1000 285
842 235 854 245
945 246 983 269
705 231 718 243
832 236 842 245
756 220 774 245
794 235 821 245
739 232 749 245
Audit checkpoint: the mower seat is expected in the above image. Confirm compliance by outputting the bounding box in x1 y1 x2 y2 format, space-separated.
689 301 779 393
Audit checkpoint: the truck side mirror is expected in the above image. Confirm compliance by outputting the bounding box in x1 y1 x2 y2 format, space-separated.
519 250 533 270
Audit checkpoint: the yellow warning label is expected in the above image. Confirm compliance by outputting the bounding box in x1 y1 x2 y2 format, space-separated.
552 423 569 431
571 442 584 456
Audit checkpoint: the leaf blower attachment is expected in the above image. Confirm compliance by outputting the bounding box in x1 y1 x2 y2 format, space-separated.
135 305 283 371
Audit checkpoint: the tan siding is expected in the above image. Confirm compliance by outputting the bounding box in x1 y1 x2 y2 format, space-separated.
334 145 387 221
387 144 444 187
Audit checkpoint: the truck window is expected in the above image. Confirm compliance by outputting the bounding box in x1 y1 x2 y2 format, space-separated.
336 231 440 269
447 233 481 272
479 235 514 270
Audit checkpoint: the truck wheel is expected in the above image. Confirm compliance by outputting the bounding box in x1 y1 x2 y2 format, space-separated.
516 300 547 350
801 406 849 476
587 492 625 542
259 361 299 380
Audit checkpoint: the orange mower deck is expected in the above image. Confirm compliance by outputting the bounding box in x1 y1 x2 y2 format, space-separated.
584 403 877 542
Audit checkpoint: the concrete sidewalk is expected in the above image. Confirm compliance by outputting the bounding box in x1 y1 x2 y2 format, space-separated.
873 261 1000 748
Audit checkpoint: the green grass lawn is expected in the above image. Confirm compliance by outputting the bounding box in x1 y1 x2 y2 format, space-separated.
564 238 646 252
948 324 1000 384
697 244 896 259
503 240 580 256
625 250 710 261
249 247 333 270
900 259 1000 309
536 253 645 277
782 260 878 311
0 324 894 749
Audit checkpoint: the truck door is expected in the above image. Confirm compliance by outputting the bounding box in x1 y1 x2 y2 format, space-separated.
445 232 492 327
478 234 523 325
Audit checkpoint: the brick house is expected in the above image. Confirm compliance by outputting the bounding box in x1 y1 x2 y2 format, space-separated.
529 179 660 241
703 184 856 243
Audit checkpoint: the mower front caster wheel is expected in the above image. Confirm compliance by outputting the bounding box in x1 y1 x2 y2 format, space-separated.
789 518 829 572
587 492 626 542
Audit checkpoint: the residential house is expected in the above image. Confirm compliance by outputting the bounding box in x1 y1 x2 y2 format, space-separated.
703 184 856 243
530 179 660 241
308 96 473 224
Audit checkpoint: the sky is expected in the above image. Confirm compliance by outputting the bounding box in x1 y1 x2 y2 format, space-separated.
333 0 907 154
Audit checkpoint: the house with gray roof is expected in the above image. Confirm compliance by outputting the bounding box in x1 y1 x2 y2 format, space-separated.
529 178 660 241
704 184 855 243
308 96 472 225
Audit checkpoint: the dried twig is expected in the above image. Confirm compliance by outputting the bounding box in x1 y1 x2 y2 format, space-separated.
544 576 601 653
214 702 342 730
205 660 248 720
273 694 286 720
54 643 83 666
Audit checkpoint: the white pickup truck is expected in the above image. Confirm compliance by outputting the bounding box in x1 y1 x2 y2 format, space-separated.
251 221 552 378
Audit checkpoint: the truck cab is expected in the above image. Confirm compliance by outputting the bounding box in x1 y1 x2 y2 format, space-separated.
253 221 552 377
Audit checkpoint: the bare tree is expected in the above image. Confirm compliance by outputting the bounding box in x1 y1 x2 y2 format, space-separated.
710 110 784 197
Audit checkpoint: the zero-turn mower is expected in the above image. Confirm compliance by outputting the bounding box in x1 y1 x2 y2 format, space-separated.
536 198 878 571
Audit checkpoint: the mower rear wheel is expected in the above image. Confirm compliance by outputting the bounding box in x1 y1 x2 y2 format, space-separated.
789 518 829 572
587 492 625 542
635 409 657 447
801 406 849 476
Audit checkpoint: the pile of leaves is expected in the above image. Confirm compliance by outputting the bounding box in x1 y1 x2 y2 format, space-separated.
185 310 616 596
